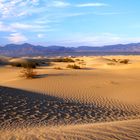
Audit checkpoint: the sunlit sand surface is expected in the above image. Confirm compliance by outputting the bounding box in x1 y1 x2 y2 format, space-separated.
0 55 140 140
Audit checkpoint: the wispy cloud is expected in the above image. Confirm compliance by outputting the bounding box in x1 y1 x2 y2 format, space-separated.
47 33 140 47
0 21 54 33
76 3 109 7
49 1 71 8
11 23 32 29
6 33 28 43
1 0 133 46
0 21 15 32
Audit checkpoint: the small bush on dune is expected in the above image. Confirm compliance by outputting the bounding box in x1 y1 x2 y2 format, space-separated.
75 58 80 61
53 57 75 62
10 62 22 67
67 64 81 69
20 67 37 79
119 59 129 64
112 59 119 63
54 67 63 70
107 58 129 65
33 59 51 66
10 61 37 68
22 62 36 68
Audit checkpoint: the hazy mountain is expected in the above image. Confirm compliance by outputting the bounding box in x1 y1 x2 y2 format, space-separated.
76 43 140 52
1 43 140 56
0 43 74 56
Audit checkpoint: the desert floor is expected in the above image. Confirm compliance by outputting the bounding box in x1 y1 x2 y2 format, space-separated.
0 55 140 140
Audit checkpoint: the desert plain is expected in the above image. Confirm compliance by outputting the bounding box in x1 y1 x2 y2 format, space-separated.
0 55 140 140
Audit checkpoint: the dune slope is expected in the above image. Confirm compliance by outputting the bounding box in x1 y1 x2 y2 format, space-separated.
0 119 140 140
1 86 139 127
0 56 140 140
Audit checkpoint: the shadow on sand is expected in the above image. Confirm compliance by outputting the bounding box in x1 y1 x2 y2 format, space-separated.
0 86 139 128
34 73 72 78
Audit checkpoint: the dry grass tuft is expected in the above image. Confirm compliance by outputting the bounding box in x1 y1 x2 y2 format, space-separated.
53 57 75 62
20 67 37 79
54 67 63 70
67 64 81 69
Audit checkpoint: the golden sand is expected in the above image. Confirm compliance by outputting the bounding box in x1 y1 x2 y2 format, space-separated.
0 55 140 140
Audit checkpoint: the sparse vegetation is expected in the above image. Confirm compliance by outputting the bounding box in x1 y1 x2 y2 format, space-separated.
107 58 129 65
54 67 63 70
78 61 86 68
119 59 129 64
10 61 37 68
67 64 81 69
75 58 80 61
53 57 75 62
112 58 119 63
20 67 37 79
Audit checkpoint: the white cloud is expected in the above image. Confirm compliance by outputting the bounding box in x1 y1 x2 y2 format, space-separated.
31 0 39 3
0 21 53 33
0 21 15 32
0 0 43 18
11 23 32 29
76 3 108 7
7 33 28 43
48 33 140 47
50 1 70 8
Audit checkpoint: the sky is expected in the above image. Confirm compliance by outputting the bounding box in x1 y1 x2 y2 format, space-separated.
0 0 140 47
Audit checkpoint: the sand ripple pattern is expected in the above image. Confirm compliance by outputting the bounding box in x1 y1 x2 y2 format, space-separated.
0 86 140 127
0 119 140 140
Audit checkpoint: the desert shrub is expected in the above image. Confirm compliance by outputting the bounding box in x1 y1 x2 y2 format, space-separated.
75 58 80 61
54 67 63 70
112 59 118 62
107 62 116 65
10 62 22 67
53 57 75 62
10 61 36 68
34 59 51 66
20 67 37 79
43 62 51 66
107 58 129 65
119 59 129 64
67 64 81 69
22 62 36 68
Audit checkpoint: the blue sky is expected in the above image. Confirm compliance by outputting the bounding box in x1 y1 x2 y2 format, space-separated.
0 0 140 46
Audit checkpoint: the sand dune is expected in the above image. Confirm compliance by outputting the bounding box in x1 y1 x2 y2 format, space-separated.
0 55 140 139
1 86 139 127
0 119 140 140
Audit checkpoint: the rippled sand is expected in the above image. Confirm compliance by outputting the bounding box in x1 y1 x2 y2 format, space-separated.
0 55 140 140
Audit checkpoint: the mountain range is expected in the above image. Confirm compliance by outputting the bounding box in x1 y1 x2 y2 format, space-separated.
1 43 140 56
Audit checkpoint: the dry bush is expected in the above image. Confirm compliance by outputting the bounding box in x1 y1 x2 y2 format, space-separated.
54 67 63 70
107 58 129 65
75 58 81 61
20 67 37 79
53 57 75 62
112 58 119 63
119 59 129 64
67 64 81 69
10 61 37 68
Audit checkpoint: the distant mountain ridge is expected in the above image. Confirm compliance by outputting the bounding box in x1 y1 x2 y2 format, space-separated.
1 43 140 56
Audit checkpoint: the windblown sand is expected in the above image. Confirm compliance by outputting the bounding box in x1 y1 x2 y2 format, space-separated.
0 55 140 140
